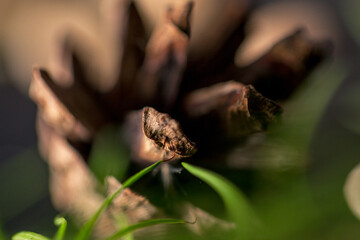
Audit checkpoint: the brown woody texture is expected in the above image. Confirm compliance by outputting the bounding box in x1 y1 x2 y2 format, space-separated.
28 0 331 238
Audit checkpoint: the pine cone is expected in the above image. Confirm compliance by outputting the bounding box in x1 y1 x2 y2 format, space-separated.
28 0 331 238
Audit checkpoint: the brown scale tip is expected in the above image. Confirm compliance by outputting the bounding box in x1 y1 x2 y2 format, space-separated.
142 106 197 159
169 1 194 36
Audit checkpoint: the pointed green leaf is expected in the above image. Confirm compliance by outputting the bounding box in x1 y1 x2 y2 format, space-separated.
182 162 258 238
75 160 163 240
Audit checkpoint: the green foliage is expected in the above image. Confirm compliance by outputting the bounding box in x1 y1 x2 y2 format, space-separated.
106 219 187 240
182 162 258 239
12 232 50 240
53 217 67 240
11 217 68 240
74 160 164 240
10 161 187 240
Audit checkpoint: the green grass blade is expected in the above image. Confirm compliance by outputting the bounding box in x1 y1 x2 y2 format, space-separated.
120 160 162 189
182 162 258 238
12 232 50 240
75 160 163 240
106 219 186 240
112 214 133 240
53 217 67 240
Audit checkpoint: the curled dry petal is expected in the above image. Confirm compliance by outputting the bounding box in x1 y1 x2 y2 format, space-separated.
143 107 197 158
227 84 282 137
123 107 197 163
183 81 282 139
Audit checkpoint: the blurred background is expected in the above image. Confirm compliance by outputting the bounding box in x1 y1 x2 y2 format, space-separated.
1 0 360 239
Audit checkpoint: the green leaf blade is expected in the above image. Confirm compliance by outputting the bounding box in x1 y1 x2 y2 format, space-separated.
12 232 50 240
182 162 258 238
75 160 163 240
121 160 163 189
106 219 186 240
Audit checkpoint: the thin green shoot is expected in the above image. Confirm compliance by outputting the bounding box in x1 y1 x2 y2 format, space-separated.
53 216 67 240
182 162 259 238
74 160 163 240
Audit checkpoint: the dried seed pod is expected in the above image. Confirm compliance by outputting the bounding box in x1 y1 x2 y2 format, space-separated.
142 107 197 158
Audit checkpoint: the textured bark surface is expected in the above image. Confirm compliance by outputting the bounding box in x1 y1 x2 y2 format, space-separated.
143 107 197 158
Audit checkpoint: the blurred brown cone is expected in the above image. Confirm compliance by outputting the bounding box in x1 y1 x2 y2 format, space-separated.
28 0 332 238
